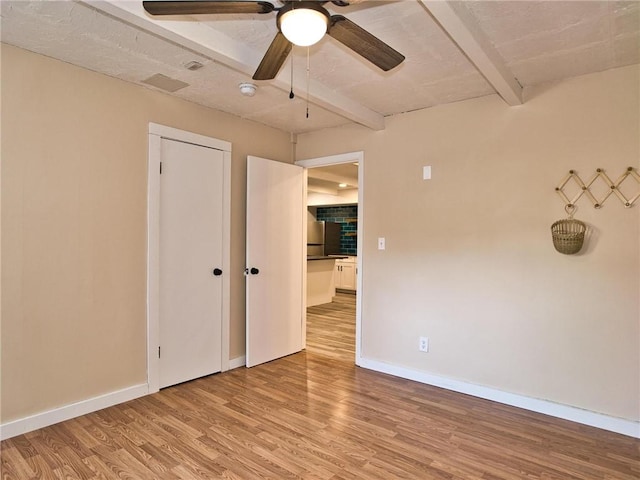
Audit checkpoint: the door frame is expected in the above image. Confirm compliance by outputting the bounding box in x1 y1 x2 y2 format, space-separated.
147 123 231 393
295 151 364 364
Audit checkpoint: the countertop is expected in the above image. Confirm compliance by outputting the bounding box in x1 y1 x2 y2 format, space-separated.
307 255 348 261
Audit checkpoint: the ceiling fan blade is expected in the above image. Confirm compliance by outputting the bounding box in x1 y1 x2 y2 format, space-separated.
142 1 275 16
328 15 404 71
252 32 292 80
331 0 368 6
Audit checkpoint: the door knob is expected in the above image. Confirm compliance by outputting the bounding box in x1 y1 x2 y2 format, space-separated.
250 267 259 275
213 268 223 276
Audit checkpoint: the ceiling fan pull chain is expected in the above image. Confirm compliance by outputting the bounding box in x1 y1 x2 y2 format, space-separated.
306 46 310 119
289 51 295 99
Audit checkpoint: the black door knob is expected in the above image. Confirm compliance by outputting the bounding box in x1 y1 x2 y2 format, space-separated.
213 268 223 276
250 267 259 275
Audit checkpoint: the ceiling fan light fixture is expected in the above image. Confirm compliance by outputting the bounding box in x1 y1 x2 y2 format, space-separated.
278 3 329 47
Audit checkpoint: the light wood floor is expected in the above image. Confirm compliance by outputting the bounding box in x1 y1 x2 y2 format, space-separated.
305 292 356 362
2 293 639 479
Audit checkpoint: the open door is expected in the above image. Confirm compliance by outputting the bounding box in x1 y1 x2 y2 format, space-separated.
246 156 305 367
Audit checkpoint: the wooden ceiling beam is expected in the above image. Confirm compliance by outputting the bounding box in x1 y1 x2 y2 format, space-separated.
420 0 523 106
87 1 385 130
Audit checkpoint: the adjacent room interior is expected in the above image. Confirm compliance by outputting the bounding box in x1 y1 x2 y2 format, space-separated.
305 162 359 360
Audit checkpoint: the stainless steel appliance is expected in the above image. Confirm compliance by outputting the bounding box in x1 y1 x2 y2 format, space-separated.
307 221 341 256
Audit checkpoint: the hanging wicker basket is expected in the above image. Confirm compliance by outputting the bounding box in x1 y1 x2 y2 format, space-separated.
551 205 586 255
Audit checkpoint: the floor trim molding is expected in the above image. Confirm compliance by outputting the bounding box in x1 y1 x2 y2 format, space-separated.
358 358 639 439
2 357 247 440
229 355 246 370
0 384 149 441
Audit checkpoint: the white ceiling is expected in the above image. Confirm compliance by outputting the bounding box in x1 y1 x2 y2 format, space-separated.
308 162 359 193
1 1 638 134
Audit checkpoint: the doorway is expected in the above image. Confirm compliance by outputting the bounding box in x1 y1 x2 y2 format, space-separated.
296 152 364 364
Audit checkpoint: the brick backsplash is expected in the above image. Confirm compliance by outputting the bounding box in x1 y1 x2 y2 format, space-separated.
316 205 358 255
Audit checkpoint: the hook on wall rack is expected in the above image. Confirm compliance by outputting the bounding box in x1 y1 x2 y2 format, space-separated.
555 167 640 209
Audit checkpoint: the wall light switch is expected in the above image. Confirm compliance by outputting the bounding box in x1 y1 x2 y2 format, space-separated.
423 166 432 180
378 237 386 250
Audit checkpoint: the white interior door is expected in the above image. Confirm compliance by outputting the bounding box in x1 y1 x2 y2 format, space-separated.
159 138 224 388
246 156 304 368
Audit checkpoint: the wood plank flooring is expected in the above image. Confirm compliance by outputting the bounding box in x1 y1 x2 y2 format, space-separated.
2 293 639 479
306 292 356 362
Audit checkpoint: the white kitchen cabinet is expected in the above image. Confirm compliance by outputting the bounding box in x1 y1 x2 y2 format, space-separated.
335 256 357 291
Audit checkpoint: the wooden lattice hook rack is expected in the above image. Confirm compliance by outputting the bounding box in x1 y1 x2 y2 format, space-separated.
555 167 640 209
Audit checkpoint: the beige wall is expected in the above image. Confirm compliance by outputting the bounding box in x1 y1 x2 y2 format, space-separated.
0 45 292 422
2 42 638 427
297 65 640 421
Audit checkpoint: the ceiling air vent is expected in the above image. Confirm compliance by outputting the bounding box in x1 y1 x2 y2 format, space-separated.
142 73 189 92
184 61 204 71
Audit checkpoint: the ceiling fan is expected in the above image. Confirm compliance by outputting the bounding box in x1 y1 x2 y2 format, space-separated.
142 1 405 81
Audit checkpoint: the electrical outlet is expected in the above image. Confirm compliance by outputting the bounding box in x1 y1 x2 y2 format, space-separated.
419 336 429 352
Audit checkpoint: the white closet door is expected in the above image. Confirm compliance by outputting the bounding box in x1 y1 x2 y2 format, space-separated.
159 138 224 388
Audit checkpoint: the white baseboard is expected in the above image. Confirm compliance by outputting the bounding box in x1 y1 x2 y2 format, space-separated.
357 357 639 439
0 383 149 441
228 355 246 370
1 357 248 441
